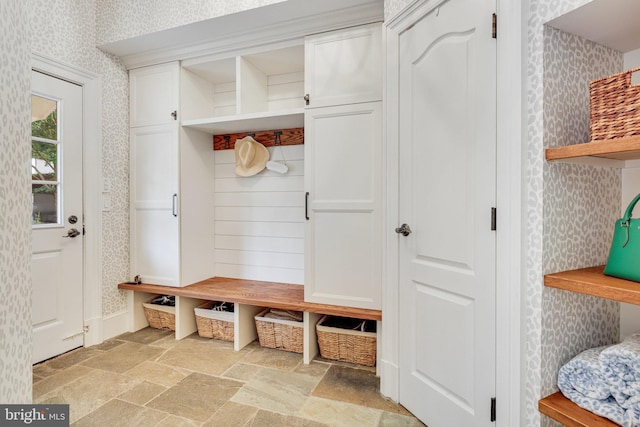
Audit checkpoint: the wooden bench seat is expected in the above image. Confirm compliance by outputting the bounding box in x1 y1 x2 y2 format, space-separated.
118 277 381 365
118 276 382 320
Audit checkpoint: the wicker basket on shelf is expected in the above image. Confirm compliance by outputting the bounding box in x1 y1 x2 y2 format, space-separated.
590 66 640 141
316 315 377 367
254 309 303 353
194 301 234 342
142 300 175 331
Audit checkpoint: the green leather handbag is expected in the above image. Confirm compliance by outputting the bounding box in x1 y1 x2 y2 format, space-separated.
604 193 640 282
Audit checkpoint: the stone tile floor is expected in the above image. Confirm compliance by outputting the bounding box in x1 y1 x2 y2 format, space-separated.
33 328 426 426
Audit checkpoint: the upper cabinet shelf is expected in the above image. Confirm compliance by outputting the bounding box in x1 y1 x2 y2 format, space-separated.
181 109 303 134
545 135 640 166
180 44 305 134
544 265 640 305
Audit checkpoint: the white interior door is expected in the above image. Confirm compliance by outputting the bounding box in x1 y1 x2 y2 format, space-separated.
397 0 496 425
32 70 84 364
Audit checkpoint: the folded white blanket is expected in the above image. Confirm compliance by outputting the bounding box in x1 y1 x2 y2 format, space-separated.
558 345 638 427
601 334 640 410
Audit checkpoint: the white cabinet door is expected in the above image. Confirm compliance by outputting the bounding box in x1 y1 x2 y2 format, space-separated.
304 102 382 309
130 124 180 286
305 23 382 108
130 62 179 127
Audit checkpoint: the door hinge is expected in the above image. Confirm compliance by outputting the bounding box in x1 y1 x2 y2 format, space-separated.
171 110 177 120
492 13 497 38
491 207 497 231
490 397 496 422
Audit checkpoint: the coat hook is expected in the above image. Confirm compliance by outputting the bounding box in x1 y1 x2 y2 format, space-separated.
223 135 230 149
274 131 282 146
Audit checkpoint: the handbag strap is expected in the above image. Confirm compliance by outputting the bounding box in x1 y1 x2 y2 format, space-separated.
622 193 640 224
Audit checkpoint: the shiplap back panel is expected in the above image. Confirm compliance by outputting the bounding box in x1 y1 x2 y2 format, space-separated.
214 145 304 284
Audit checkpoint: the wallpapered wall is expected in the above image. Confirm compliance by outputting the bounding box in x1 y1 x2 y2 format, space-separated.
0 0 33 404
540 25 622 427
526 0 620 426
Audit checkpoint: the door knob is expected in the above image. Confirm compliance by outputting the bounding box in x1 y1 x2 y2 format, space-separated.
63 228 81 238
395 223 412 236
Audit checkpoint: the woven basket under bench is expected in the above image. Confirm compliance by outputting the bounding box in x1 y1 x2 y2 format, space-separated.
194 301 234 342
590 66 640 141
142 300 175 331
316 315 377 367
255 309 303 353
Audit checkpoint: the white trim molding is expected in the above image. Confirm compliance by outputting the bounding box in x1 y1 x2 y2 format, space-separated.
100 0 384 70
383 1 523 425
31 53 104 347
102 310 129 341
495 0 524 425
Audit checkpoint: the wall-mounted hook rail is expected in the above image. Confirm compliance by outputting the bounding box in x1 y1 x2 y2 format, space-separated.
212 127 304 151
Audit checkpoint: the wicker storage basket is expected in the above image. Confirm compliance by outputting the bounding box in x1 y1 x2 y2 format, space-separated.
316 315 377 367
255 309 303 353
194 301 234 341
142 300 175 331
590 66 640 141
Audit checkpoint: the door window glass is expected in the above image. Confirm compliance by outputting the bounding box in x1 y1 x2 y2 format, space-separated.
31 94 60 225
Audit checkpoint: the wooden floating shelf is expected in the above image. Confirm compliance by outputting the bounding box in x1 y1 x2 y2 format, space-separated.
544 265 640 305
545 135 640 165
539 392 619 427
181 109 304 134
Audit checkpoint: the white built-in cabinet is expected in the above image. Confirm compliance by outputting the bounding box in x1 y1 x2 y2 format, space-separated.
303 23 383 310
129 62 214 287
304 23 382 108
129 63 179 127
129 23 383 309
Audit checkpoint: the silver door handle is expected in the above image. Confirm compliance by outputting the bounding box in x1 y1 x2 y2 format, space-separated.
63 228 81 238
395 224 412 236
172 194 178 217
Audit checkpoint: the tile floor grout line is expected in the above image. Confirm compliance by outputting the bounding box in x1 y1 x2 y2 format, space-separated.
35 328 423 427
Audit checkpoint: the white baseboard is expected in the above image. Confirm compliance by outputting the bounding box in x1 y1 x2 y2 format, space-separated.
379 358 399 401
84 316 103 347
102 310 129 340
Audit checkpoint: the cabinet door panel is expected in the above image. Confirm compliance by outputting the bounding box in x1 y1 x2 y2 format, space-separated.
130 124 180 286
305 23 382 108
305 102 382 309
132 209 179 286
130 62 179 127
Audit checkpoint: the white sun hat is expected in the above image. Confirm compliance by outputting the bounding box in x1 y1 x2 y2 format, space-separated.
234 136 269 177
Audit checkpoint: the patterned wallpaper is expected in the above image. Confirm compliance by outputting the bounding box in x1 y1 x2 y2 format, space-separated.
30 0 131 317
527 1 620 426
0 0 33 403
95 0 286 46
540 26 622 424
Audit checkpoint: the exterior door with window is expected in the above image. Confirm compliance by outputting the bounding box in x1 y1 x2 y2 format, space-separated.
31 70 84 363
